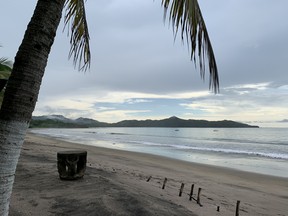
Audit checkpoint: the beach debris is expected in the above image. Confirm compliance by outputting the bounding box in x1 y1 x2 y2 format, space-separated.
197 188 203 207
235 200 240 216
188 184 203 206
147 177 203 206
162 177 168 189
145 175 245 213
179 183 185 197
57 150 87 180
189 184 195 201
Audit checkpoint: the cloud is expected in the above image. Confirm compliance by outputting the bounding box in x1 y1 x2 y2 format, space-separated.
33 80 288 125
178 83 288 123
126 99 152 104
224 83 270 92
2 1 288 126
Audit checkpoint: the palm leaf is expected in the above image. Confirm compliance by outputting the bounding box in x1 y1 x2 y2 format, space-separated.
162 0 219 93
0 45 13 72
0 58 13 72
64 0 91 71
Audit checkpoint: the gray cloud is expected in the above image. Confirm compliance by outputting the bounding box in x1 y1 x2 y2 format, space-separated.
1 0 288 125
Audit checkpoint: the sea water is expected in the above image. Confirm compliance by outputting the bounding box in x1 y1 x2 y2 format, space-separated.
30 127 288 178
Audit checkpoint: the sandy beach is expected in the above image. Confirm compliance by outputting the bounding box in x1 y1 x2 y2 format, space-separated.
9 133 288 216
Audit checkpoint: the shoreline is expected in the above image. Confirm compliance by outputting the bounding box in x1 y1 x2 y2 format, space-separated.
10 133 288 216
30 129 288 178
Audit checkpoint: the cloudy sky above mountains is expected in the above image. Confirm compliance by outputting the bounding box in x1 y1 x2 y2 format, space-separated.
2 0 288 127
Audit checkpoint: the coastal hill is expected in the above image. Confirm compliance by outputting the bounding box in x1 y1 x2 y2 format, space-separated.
30 115 259 128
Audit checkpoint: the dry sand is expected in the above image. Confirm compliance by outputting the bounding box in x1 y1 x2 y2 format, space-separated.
9 133 288 216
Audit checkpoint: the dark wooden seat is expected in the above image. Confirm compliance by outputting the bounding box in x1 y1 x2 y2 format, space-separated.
57 150 87 180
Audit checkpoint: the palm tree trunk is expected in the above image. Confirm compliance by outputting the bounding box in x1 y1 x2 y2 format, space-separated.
0 0 65 215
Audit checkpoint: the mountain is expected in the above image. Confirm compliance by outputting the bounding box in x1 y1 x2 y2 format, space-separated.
113 116 258 128
30 115 109 128
74 117 110 127
32 114 71 122
29 115 259 128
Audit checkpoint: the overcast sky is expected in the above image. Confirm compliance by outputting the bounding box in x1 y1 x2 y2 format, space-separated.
1 0 288 127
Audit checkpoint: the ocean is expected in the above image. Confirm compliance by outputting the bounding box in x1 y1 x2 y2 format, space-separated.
30 127 288 178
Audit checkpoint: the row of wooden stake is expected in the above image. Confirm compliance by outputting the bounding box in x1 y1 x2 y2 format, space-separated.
147 177 202 206
147 176 241 215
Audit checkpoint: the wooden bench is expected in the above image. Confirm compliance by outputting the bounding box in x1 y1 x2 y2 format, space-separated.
57 150 87 180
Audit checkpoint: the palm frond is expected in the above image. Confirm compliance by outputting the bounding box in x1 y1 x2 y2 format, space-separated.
0 45 13 71
161 0 219 93
64 0 91 71
0 58 12 72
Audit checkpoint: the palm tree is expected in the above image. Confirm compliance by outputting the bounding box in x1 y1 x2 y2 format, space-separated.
0 0 219 215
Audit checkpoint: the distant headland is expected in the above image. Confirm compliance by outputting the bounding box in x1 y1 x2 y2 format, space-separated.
30 115 259 128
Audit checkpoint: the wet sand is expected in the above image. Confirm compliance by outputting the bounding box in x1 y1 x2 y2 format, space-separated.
9 133 288 216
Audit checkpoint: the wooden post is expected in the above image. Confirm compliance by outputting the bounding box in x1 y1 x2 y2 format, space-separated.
146 176 152 182
162 178 167 189
189 184 194 201
197 188 202 206
179 183 185 197
235 200 240 216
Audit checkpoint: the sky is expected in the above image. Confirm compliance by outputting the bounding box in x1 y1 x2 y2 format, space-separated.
1 0 288 127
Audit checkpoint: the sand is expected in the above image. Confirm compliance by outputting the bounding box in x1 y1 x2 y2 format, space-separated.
9 133 288 216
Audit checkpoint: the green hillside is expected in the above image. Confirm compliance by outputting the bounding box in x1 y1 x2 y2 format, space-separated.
30 115 259 128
